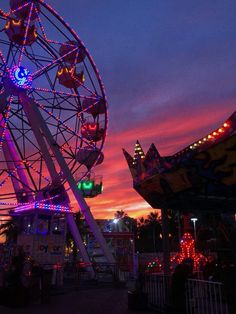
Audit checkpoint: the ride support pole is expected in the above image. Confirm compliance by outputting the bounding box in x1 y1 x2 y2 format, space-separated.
161 206 170 276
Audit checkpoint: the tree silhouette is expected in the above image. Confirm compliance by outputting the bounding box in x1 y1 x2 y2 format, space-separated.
0 219 19 243
136 211 162 252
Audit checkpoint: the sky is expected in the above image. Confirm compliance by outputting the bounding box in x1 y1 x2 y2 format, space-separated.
1 0 236 220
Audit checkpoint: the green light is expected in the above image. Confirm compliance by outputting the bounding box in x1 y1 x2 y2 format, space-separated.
78 180 95 191
82 181 94 190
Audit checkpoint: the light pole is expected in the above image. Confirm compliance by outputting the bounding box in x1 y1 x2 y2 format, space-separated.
191 218 198 241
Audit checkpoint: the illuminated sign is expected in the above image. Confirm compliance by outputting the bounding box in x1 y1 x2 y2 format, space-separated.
10 66 32 89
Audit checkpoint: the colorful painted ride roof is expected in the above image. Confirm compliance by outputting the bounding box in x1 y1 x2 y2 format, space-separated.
123 111 236 211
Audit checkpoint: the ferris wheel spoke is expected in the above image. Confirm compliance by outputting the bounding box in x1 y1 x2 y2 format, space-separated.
0 49 8 70
7 170 35 193
7 2 31 17
82 61 98 94
56 129 75 158
39 7 71 42
35 7 75 47
7 119 42 154
0 149 32 196
76 98 103 117
33 97 95 148
0 9 7 19
17 3 35 66
7 125 41 192
0 170 16 189
31 87 98 103
32 88 79 115
72 75 97 95
0 39 12 46
0 96 12 152
10 45 21 69
32 46 78 79
36 35 58 60
22 159 51 184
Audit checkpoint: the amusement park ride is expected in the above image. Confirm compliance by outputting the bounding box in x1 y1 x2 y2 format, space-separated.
124 111 236 273
0 0 115 276
124 111 236 212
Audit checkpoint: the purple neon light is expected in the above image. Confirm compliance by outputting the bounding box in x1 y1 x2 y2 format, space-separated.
14 201 71 213
0 98 12 152
32 87 98 100
7 1 31 17
0 193 63 207
17 3 34 66
0 2 31 18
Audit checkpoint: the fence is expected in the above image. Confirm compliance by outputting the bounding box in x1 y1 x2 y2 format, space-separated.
186 279 229 314
143 274 229 314
144 274 171 311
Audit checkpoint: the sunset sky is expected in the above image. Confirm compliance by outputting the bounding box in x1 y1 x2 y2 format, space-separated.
1 0 236 220
54 0 235 219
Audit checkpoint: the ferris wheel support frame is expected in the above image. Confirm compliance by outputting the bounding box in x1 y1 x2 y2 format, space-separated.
5 131 34 202
1 120 34 202
20 93 115 265
3 141 22 195
19 93 94 275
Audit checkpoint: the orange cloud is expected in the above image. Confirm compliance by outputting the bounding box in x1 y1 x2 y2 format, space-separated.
0 100 234 220
86 102 235 218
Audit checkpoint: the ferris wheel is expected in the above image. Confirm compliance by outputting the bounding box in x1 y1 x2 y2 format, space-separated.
0 0 114 271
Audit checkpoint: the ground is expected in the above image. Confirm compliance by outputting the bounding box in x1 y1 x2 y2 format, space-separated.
0 286 155 314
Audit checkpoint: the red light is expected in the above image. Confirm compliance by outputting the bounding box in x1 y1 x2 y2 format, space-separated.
223 122 230 128
88 124 98 131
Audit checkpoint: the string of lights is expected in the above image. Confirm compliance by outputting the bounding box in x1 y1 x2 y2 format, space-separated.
0 100 11 152
146 232 207 273
18 2 34 65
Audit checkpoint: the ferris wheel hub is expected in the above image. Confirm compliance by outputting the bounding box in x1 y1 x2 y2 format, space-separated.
2 65 32 96
9 66 32 89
